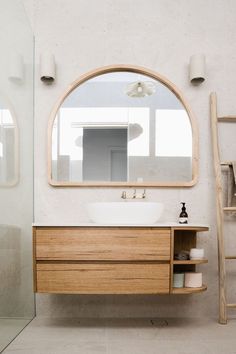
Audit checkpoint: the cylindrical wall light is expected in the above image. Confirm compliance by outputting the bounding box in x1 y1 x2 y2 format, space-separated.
8 53 24 82
40 52 56 83
189 54 206 84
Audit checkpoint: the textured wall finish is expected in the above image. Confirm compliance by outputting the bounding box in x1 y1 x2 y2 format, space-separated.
23 0 236 318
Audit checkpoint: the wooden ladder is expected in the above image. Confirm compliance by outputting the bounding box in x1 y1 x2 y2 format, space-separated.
210 92 236 324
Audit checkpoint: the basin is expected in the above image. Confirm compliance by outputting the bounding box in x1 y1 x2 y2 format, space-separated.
86 202 164 225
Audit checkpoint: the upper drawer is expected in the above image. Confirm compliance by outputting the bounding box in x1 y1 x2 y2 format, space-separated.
34 227 171 261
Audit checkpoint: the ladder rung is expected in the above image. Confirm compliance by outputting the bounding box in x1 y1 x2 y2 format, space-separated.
223 207 236 212
218 116 236 122
210 93 236 324
221 161 232 166
226 304 236 308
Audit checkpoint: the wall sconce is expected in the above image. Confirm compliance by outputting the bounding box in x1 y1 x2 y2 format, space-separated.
189 54 206 84
8 53 24 83
40 52 56 83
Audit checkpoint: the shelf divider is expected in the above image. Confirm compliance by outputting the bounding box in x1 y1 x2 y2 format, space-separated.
171 285 207 294
173 259 208 265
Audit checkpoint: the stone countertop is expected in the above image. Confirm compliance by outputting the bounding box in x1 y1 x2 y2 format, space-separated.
32 222 209 229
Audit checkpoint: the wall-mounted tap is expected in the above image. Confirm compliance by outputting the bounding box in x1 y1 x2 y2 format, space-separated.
133 189 146 199
121 189 146 199
142 189 146 199
121 191 127 199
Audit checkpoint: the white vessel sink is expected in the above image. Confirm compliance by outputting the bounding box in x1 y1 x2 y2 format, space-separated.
86 202 164 225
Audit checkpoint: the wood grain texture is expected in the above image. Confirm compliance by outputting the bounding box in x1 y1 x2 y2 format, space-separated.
170 228 208 293
223 207 236 212
226 304 236 308
171 285 207 294
173 259 208 265
172 226 209 232
32 227 37 292
33 226 208 295
35 227 171 261
169 228 175 294
36 262 170 294
173 230 196 255
47 64 199 188
210 92 227 324
221 161 233 166
218 116 236 122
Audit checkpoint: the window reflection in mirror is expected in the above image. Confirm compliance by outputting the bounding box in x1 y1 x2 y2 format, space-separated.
50 69 195 185
0 100 18 186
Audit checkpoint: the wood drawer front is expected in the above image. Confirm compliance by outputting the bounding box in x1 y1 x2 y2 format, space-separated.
35 228 171 261
36 263 170 294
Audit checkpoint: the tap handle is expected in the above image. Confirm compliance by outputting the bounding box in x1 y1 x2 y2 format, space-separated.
121 191 126 199
133 189 137 198
142 189 146 198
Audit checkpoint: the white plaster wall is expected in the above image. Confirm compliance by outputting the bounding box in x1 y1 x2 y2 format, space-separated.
23 0 236 318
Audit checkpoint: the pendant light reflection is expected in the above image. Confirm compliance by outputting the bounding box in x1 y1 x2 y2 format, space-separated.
129 123 143 140
125 81 156 97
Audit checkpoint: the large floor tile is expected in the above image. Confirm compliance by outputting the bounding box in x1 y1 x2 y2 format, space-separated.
2 317 236 354
0 318 31 353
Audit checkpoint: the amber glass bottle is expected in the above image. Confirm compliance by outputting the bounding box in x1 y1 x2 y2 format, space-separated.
179 202 188 224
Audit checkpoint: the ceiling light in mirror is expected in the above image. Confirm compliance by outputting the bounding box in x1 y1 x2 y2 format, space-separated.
125 81 156 97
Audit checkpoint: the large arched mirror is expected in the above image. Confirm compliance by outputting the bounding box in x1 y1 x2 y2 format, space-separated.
0 95 18 186
48 65 198 187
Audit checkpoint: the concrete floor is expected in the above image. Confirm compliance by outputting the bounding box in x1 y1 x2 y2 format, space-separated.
0 319 31 353
2 317 236 354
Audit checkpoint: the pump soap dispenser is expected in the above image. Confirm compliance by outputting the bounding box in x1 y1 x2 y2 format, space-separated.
179 202 188 224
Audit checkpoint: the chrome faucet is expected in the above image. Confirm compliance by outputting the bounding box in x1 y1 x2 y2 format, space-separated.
121 189 146 199
142 189 146 199
121 191 127 199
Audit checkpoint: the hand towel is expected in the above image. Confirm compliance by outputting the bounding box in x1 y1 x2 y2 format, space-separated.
227 162 236 207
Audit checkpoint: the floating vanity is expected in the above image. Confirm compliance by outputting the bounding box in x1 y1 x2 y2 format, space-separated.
33 224 208 295
40 64 205 295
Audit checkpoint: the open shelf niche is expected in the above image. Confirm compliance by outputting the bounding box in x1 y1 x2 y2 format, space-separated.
170 227 208 294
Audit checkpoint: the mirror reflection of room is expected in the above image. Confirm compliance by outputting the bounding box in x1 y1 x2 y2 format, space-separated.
51 71 192 183
0 100 17 185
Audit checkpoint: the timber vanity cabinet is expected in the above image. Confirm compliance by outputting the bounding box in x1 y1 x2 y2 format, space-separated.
33 225 208 295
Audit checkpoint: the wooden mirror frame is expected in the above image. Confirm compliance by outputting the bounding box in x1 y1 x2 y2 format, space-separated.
48 64 198 187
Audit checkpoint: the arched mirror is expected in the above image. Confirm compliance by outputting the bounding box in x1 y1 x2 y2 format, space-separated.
0 96 18 186
48 65 198 187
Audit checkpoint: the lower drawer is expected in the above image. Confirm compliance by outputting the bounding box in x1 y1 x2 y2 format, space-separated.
36 263 170 294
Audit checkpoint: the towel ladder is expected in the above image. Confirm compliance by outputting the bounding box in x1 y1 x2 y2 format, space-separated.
210 92 236 324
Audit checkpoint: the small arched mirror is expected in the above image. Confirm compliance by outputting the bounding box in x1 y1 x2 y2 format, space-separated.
48 65 198 187
0 96 18 186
